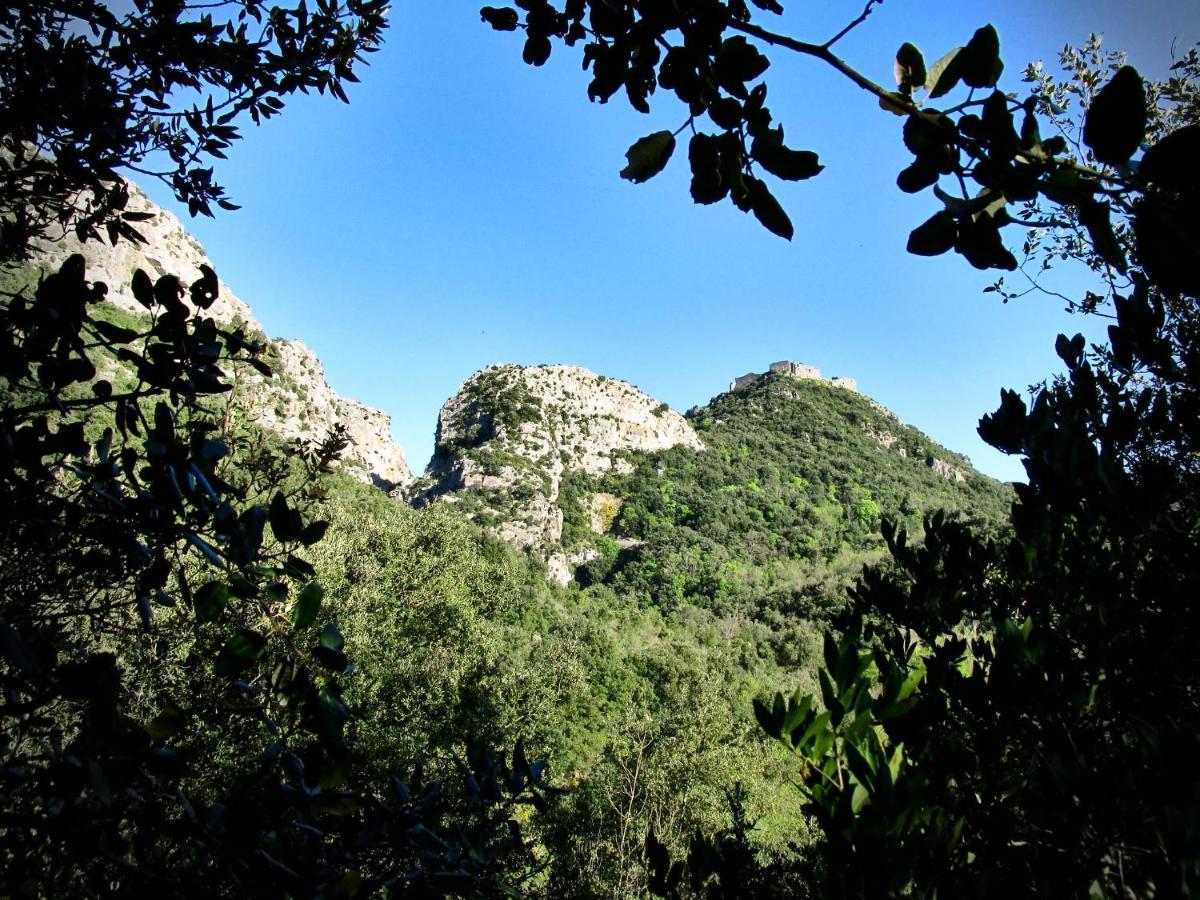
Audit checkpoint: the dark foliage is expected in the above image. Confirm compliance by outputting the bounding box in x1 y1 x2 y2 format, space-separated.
0 0 386 259
0 257 556 895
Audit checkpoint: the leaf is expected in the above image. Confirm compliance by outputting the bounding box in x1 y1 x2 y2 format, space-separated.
190 265 219 309
1077 200 1127 274
300 520 329 546
688 133 726 205
896 159 939 193
955 214 1017 270
894 42 926 94
746 177 793 240
907 212 958 256
714 36 770 97
268 491 300 542
147 704 187 741
851 782 871 813
131 269 155 308
960 24 1002 89
1083 66 1145 166
522 33 551 66
314 684 351 749
293 581 324 630
977 388 1028 454
199 439 228 462
1055 333 1086 368
926 47 964 98
753 697 780 737
753 140 823 182
707 97 743 129
1139 124 1200 194
620 131 676 183
479 6 519 30
214 630 267 677
318 620 345 652
194 580 230 623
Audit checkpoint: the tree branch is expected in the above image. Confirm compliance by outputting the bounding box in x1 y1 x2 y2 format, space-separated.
822 0 885 50
726 19 916 112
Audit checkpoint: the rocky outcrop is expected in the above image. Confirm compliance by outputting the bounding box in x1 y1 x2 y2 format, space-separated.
26 180 411 488
928 457 968 483
242 339 412 489
31 182 256 327
412 364 702 583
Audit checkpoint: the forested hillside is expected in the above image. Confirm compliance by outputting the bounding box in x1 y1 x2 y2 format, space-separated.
577 374 1012 618
1 231 1013 897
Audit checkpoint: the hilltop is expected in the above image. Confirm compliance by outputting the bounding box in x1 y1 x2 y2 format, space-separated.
413 359 1011 590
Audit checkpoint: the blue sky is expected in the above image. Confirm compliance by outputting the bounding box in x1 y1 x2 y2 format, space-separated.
135 0 1198 481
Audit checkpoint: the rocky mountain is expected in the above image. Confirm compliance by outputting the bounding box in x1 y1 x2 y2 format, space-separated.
24 181 411 489
16 180 1005 586
408 364 703 583
413 362 1010 589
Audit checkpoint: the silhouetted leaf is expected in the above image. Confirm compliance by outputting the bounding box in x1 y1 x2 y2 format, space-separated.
894 42 926 94
195 581 230 623
1077 200 1127 273
752 137 823 181
960 24 1002 89
131 269 155 308
480 6 519 30
746 177 793 240
293 581 324 630
523 33 551 66
620 131 676 183
707 97 743 129
897 159 940 193
146 704 187 742
907 212 957 255
1083 66 1145 166
1140 125 1200 194
689 134 726 204
714 36 770 97
926 47 964 98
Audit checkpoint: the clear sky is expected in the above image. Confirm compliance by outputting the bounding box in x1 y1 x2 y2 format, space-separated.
134 0 1198 481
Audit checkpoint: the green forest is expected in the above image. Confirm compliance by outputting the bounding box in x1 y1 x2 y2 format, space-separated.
2 1 1198 897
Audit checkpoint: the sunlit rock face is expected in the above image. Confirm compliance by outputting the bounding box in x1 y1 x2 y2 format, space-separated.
28 180 411 489
412 364 703 583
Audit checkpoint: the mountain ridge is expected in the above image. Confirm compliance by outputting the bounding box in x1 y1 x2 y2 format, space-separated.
23 180 412 489
18 182 1008 590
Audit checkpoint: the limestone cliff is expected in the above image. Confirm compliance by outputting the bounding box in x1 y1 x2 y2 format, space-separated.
410 364 703 583
25 181 411 489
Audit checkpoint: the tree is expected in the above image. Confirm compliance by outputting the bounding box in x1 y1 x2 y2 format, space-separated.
0 3 559 893
0 0 386 260
481 3 1200 894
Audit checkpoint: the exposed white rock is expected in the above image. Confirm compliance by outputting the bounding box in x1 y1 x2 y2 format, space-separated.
27 180 410 488
415 364 702 583
31 182 256 327
929 457 968 483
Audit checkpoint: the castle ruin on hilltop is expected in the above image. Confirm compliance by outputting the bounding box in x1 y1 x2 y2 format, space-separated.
729 361 857 393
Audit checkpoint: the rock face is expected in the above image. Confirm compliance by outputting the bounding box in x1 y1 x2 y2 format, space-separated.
27 181 411 489
32 182 256 327
411 364 702 583
245 339 412 489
